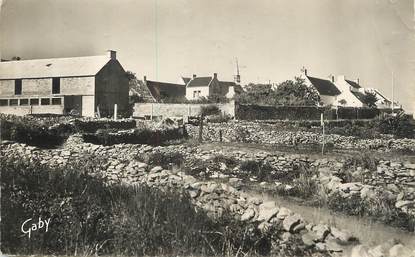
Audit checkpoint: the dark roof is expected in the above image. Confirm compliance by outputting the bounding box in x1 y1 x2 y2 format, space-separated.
345 79 362 89
186 77 212 87
182 77 191 85
306 76 341 96
350 91 366 104
146 80 186 101
219 81 244 93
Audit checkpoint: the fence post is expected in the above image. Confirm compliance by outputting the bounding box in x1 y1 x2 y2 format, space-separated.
114 104 118 120
321 113 325 155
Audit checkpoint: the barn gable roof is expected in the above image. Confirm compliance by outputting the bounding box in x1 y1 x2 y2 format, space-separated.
0 55 111 80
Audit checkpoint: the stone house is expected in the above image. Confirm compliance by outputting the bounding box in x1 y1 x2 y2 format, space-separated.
0 50 129 117
185 73 242 100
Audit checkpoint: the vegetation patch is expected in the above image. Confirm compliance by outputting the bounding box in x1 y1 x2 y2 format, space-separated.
1 156 279 256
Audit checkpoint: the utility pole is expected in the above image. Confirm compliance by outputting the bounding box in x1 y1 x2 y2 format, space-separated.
392 71 395 113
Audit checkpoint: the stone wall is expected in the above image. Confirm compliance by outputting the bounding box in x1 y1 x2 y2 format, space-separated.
186 121 415 152
133 101 236 118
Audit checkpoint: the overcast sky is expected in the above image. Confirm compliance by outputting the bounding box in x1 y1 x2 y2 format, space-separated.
0 0 414 113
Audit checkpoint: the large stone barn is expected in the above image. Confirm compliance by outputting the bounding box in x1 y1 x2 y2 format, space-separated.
0 50 129 117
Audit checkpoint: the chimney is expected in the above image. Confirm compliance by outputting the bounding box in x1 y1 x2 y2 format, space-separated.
107 50 116 60
331 75 335 82
143 76 147 84
304 68 308 76
192 74 197 79
357 78 360 84
213 73 218 79
337 75 345 82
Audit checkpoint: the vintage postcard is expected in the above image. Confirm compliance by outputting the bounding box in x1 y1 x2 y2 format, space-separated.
1 0 414 256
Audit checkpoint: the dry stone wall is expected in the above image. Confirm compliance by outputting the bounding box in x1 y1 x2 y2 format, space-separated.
186 121 415 152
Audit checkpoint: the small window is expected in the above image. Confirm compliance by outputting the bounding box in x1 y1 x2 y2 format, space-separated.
20 99 29 106
30 99 39 105
15 79 22 95
52 77 60 94
41 98 50 105
0 99 8 106
52 98 62 105
10 99 18 106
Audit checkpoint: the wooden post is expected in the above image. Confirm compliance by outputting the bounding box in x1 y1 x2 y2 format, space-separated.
151 103 154 120
219 129 223 142
198 115 203 143
114 104 118 120
321 113 325 155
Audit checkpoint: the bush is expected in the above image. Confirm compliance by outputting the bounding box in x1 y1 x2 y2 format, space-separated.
201 104 220 116
377 113 414 138
137 151 184 168
82 127 187 146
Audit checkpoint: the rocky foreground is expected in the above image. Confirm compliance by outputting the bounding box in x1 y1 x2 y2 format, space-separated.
1 135 415 257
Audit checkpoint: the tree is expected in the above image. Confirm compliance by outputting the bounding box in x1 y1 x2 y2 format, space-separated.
339 99 347 106
274 77 320 106
125 70 137 81
362 91 378 108
235 83 278 106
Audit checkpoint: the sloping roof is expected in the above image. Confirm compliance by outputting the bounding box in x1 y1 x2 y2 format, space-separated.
186 77 212 87
129 79 156 102
306 76 341 96
219 81 244 93
0 55 111 80
350 91 366 104
345 79 362 89
182 77 191 85
146 80 186 101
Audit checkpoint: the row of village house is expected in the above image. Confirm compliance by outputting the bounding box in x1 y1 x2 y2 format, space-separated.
0 51 398 117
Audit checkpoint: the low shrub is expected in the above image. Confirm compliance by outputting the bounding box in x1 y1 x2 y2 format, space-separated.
82 127 187 146
377 113 414 139
137 151 184 169
73 119 137 133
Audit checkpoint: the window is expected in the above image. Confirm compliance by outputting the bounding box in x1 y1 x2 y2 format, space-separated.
193 90 201 98
15 79 22 95
52 98 62 105
30 99 39 105
41 98 50 105
20 99 29 106
0 99 8 106
52 77 60 94
10 99 18 106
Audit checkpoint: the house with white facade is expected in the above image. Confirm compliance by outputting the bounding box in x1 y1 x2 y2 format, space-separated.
301 69 341 106
333 75 365 107
185 73 242 101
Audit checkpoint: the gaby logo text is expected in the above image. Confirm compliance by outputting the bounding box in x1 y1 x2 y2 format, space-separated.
21 217 51 239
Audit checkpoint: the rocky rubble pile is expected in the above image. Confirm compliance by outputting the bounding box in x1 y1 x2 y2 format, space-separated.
186 121 415 152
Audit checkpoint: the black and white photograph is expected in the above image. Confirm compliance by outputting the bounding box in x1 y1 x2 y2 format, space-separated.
0 0 415 256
